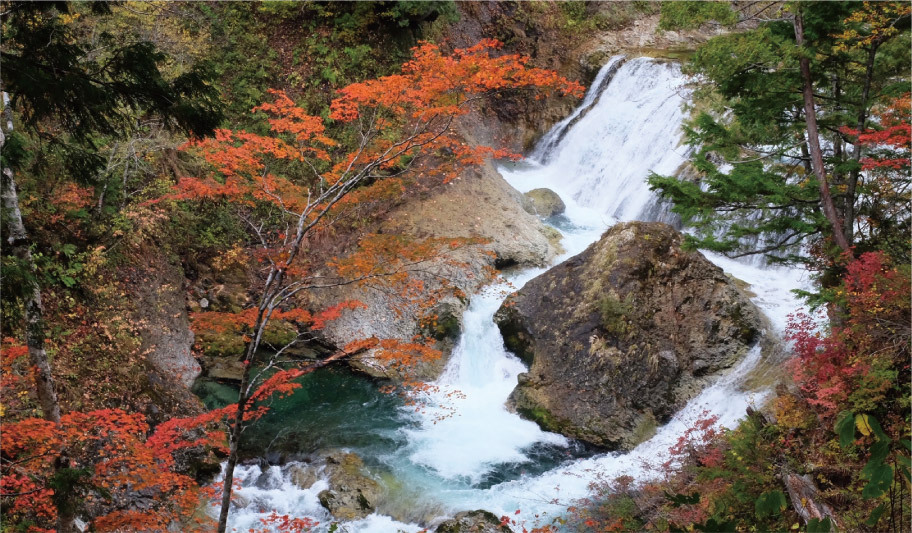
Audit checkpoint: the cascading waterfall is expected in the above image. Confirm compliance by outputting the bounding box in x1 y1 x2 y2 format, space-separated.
220 56 809 532
531 55 626 163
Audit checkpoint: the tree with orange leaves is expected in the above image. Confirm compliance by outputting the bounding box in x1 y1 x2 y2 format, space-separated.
167 39 582 532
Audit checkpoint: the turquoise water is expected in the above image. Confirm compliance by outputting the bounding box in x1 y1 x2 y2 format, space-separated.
192 363 593 478
192 367 405 461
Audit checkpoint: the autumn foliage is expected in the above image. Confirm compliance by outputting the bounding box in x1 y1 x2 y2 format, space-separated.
169 39 581 210
1 38 583 532
787 252 911 418
1 403 208 532
169 38 580 532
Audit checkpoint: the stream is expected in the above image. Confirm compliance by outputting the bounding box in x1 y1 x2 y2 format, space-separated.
201 56 810 532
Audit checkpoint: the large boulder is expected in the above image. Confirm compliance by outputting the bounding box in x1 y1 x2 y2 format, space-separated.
522 188 566 217
317 451 382 521
494 222 763 450
436 510 511 532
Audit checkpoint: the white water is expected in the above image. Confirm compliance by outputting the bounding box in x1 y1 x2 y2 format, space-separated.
222 57 809 532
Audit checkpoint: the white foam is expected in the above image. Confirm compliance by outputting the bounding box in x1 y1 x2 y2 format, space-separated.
220 56 811 531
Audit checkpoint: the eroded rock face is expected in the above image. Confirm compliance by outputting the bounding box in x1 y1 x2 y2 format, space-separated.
494 222 763 450
308 161 561 381
523 188 566 217
435 510 511 533
136 258 201 388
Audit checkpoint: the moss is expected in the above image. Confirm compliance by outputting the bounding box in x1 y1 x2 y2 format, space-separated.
540 225 565 255
599 292 634 336
196 330 245 357
727 303 759 345
261 320 298 348
632 46 696 62
630 411 658 446
518 405 568 434
424 312 461 342
727 273 758 298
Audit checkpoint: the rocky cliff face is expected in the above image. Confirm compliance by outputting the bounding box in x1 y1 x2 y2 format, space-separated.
131 255 204 420
494 222 764 450
308 161 561 381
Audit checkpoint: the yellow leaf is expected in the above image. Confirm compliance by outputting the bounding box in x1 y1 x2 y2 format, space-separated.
856 413 873 436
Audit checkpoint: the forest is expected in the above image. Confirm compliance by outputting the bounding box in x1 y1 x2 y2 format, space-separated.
0 2 909 532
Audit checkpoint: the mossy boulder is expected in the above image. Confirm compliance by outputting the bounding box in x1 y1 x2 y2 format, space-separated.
494 222 764 450
435 510 511 532
196 320 303 381
317 451 382 521
522 188 566 217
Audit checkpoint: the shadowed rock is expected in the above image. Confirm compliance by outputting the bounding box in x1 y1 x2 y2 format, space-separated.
495 221 763 450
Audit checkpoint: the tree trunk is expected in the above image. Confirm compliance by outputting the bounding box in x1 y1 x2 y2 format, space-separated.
793 11 853 254
2 92 72 532
215 372 249 532
844 44 878 244
781 467 839 531
0 94 61 424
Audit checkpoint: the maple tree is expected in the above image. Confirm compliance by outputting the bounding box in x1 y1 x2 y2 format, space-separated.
164 38 582 532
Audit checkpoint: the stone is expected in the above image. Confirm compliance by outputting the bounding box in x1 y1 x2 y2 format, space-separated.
317 451 382 521
522 188 566 217
308 161 560 381
494 221 764 450
288 463 319 490
435 510 511 533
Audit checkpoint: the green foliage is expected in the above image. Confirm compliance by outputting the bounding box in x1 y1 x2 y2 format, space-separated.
659 1 737 31
34 244 85 289
0 130 29 170
649 1 911 270
49 467 93 517
754 490 787 518
382 1 459 28
806 517 834 533
599 293 633 336
665 490 700 506
557 1 658 34
834 410 904 504
2 3 223 146
693 517 737 532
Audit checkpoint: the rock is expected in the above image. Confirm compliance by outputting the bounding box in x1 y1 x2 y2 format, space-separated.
317 451 382 521
435 510 511 533
169 426 225 484
309 161 560 381
288 462 319 490
197 355 245 382
231 493 250 510
522 188 566 217
494 222 764 450
135 259 201 389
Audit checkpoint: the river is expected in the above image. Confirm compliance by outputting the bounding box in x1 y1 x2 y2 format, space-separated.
202 56 810 532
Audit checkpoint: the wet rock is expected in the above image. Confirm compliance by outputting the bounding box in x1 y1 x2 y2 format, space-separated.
494 222 764 450
317 451 382 521
310 161 560 381
435 510 511 533
288 462 319 490
522 188 566 217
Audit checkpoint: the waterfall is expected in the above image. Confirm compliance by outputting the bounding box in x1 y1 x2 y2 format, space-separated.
508 58 692 227
220 56 809 532
530 55 626 163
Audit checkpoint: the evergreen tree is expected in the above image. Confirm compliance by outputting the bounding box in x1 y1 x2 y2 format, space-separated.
650 1 910 275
